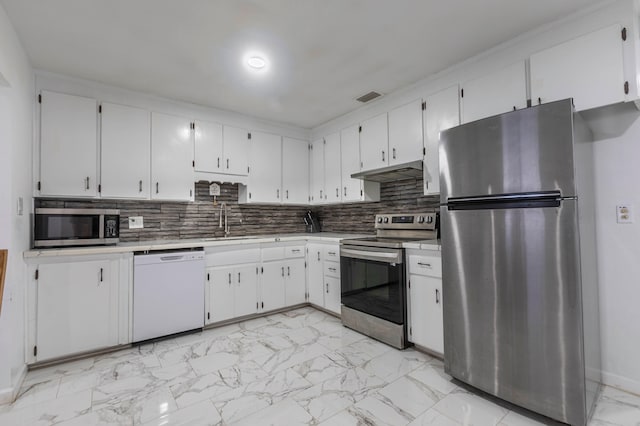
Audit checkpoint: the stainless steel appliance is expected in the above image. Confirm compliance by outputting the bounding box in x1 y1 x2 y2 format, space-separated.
439 99 601 425
34 208 120 248
340 213 438 349
133 249 205 342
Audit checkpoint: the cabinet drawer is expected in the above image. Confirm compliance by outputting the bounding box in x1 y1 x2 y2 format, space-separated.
324 246 340 261
324 261 340 278
206 248 261 267
285 246 305 259
408 254 442 278
262 246 285 262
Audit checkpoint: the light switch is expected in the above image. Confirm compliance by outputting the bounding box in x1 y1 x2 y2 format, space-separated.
616 204 633 224
129 216 144 229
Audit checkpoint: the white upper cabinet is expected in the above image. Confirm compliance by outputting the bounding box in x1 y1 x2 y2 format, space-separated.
461 60 527 124
150 112 194 201
282 137 310 204
222 125 249 176
423 85 460 195
530 24 626 111
359 113 389 171
100 102 151 199
310 138 324 204
242 131 282 203
340 124 380 203
388 99 424 165
39 91 98 197
194 119 223 173
324 132 342 203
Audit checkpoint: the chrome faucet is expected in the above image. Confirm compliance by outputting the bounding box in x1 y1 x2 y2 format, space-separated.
219 202 229 237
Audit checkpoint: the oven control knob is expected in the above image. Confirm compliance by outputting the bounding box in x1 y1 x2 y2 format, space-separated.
426 216 434 224
383 217 389 223
377 217 383 223
417 216 425 223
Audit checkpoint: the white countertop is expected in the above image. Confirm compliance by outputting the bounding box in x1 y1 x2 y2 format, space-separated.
24 232 372 258
403 239 441 251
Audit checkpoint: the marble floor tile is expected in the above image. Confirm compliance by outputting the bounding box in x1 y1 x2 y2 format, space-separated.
6 307 640 426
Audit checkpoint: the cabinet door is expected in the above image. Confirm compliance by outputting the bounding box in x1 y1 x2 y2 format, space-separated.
307 244 325 306
530 24 625 112
260 261 286 311
40 91 98 197
282 137 310 204
423 86 460 195
151 112 194 201
310 139 325 204
340 125 363 202
360 113 389 171
408 274 444 354
324 276 341 315
194 119 223 173
101 102 151 199
208 266 235 323
323 132 342 203
223 125 249 176
247 131 282 203
285 259 306 306
235 264 259 317
461 61 527 124
36 260 118 361
388 99 424 165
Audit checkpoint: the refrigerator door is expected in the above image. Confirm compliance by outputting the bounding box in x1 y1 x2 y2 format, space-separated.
441 199 587 425
439 99 577 201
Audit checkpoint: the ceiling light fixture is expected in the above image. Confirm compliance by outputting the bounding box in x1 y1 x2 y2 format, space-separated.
247 56 266 69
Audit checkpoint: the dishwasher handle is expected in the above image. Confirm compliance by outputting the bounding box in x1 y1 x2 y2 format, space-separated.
160 255 185 262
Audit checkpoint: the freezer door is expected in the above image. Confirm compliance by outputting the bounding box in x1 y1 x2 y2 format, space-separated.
441 199 587 425
439 99 577 201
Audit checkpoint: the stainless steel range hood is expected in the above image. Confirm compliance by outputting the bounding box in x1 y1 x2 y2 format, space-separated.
350 160 423 183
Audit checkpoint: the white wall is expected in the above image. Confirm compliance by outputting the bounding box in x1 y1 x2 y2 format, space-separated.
0 2 33 403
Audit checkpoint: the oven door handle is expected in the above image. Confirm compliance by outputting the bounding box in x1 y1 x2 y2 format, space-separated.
340 247 402 264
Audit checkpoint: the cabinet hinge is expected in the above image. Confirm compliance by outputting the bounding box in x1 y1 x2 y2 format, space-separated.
248 132 252 140
421 101 426 111
35 269 39 280
33 346 37 357
207 312 210 320
624 81 630 95
423 147 426 156
358 126 362 133
98 105 102 113
622 27 627 41
37 181 41 191
98 184 101 193
38 94 42 104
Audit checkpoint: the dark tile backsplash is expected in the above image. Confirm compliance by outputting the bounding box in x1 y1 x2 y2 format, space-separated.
35 179 440 241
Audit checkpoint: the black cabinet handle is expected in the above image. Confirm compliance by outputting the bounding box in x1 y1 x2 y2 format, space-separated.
281 267 284 277
227 159 229 169
156 182 159 194
139 180 143 192
287 266 290 276
436 289 440 304
99 268 103 282
228 273 231 285
85 176 90 190
217 157 220 168
238 272 241 283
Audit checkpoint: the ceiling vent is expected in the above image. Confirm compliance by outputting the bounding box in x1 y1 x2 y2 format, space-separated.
356 91 383 103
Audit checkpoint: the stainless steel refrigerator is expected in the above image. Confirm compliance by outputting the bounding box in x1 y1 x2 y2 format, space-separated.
439 99 601 425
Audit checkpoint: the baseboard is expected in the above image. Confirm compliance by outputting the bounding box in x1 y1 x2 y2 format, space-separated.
0 363 27 405
602 370 640 396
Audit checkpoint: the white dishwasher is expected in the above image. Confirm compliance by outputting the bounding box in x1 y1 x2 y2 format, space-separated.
133 249 205 342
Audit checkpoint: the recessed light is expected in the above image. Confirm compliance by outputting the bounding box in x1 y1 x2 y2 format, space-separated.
247 56 266 69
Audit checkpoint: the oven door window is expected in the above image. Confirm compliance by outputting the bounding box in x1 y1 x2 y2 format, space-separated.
34 214 100 241
340 257 405 325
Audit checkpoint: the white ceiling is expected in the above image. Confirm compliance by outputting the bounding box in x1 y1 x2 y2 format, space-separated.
1 0 606 128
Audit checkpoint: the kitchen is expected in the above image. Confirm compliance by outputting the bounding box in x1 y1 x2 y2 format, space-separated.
1 0 640 425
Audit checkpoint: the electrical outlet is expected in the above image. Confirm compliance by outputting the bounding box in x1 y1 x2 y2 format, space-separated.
616 205 633 224
129 216 144 229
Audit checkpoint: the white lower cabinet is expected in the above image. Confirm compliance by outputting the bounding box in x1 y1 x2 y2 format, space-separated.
260 261 288 312
28 254 128 363
407 249 443 355
306 243 341 315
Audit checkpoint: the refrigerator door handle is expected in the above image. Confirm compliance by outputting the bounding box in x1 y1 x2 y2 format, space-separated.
447 191 562 210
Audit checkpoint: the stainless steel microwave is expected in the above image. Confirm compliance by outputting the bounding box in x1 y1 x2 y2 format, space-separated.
33 208 120 248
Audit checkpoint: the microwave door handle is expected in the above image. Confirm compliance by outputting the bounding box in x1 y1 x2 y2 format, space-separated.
99 215 105 239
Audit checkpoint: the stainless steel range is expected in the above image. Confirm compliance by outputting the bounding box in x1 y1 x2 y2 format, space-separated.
340 212 438 349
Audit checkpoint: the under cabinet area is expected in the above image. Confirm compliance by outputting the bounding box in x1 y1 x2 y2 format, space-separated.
26 253 131 363
407 248 443 355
